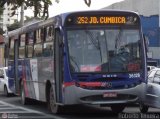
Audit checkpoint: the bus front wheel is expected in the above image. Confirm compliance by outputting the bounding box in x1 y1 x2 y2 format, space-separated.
48 86 63 114
139 103 149 113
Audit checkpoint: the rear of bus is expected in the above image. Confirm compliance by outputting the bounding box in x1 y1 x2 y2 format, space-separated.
62 11 147 112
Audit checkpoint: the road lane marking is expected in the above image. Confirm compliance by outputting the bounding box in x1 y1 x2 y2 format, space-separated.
0 107 16 110
0 111 30 113
15 116 56 119
0 101 66 119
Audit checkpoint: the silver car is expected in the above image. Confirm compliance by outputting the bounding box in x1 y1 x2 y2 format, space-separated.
0 67 13 96
140 67 160 113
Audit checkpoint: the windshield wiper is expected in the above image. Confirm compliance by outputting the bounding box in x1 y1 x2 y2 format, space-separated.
70 56 80 72
115 28 123 53
85 30 100 50
85 30 104 65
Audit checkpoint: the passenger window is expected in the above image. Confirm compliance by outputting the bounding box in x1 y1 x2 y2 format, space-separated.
36 29 44 43
45 26 54 41
43 42 53 57
27 45 33 58
20 34 26 46
19 47 25 58
19 34 26 58
34 44 43 57
27 32 34 44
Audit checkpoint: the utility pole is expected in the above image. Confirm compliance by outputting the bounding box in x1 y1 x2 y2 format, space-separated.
15 2 24 93
20 2 24 26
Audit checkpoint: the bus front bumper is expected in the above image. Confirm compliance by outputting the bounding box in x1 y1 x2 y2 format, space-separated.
63 82 146 105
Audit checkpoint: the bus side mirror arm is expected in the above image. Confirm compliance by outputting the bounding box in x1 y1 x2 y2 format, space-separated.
143 34 149 52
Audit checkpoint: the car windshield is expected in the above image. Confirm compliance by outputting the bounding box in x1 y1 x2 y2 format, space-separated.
67 28 142 73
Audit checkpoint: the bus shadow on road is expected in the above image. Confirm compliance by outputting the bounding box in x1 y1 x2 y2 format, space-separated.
58 105 117 118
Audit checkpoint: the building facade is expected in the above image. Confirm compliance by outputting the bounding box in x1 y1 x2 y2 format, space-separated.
0 4 17 67
103 0 160 66
1 4 18 32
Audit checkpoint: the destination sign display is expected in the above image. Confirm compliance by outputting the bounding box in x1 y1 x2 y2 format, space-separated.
76 16 126 24
65 13 139 26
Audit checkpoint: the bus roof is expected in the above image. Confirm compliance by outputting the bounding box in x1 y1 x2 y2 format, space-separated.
5 10 140 38
60 9 139 16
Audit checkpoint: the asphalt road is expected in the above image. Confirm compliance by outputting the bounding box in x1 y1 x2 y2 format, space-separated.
0 93 160 119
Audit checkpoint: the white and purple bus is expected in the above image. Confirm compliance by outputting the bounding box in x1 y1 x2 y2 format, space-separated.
5 10 147 114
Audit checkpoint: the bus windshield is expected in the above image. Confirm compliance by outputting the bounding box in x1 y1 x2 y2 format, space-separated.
67 28 141 73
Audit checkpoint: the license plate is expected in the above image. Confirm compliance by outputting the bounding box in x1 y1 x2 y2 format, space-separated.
103 92 117 98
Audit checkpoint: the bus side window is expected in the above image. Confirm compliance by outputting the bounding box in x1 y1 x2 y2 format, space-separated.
26 31 34 58
34 44 43 57
45 26 54 41
19 34 26 58
19 47 25 58
36 28 44 43
27 32 34 44
26 45 33 58
43 42 53 57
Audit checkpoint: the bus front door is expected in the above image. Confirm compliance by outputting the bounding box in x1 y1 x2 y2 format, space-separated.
14 39 19 94
54 29 63 103
8 38 19 94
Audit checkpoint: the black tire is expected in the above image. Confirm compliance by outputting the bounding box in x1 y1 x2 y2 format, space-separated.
48 86 63 114
111 104 125 113
20 81 29 105
4 86 9 97
139 103 149 113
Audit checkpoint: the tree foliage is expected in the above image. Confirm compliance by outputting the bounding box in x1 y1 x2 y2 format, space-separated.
7 17 42 31
0 0 91 20
0 7 3 16
7 22 20 31
0 28 4 35
0 1 5 15
0 1 4 35
84 0 91 7
0 1 6 7
1 0 52 19
0 0 92 33
55 0 91 7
